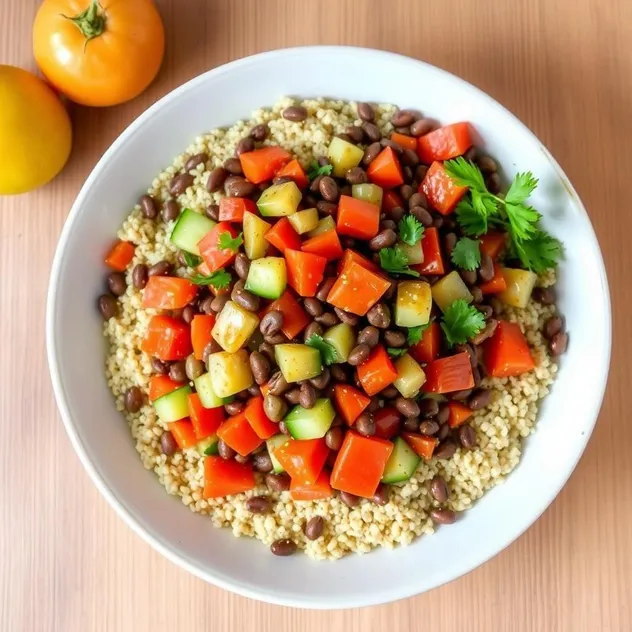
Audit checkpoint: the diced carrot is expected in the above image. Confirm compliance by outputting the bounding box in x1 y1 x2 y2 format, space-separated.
447 401 473 428
168 419 198 449
336 248 383 276
239 146 291 184
367 146 404 189
336 195 380 240
104 240 135 271
188 393 224 439
285 249 327 297
479 264 508 294
273 438 329 485
480 231 507 260
382 189 404 213
373 407 401 439
484 320 535 378
416 122 472 164
301 229 343 261
216 412 263 456
141 315 192 361
413 227 445 275
409 321 441 364
264 217 302 254
275 158 309 189
244 396 278 440
141 276 198 310
423 352 475 393
326 261 391 316
260 289 310 339
191 314 216 360
290 470 333 501
218 197 257 223
332 384 371 425
391 132 417 151
198 222 240 273
330 431 394 498
402 433 438 459
357 346 398 396
203 456 255 498
421 161 468 215
148 375 181 402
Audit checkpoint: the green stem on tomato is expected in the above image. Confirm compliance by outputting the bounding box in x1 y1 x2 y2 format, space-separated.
63 0 106 41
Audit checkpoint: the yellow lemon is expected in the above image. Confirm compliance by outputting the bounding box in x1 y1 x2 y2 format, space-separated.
0 65 72 195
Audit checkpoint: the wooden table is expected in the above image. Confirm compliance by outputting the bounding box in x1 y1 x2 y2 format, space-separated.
2 1 631 630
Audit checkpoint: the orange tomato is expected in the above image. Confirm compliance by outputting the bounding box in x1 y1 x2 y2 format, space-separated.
33 0 165 107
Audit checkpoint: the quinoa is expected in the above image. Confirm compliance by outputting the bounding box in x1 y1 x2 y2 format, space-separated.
104 98 558 560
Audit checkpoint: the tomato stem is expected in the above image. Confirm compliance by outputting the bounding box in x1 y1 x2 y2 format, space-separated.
63 0 106 41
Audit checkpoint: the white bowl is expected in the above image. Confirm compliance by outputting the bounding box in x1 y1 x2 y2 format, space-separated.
46 46 611 609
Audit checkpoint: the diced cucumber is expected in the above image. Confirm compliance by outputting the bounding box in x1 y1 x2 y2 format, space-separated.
153 385 192 423
170 209 216 255
275 344 322 383
244 257 287 299
323 323 356 363
194 372 233 408
209 350 253 398
266 434 289 473
257 181 301 217
381 436 421 484
307 216 335 238
197 435 219 456
352 183 383 207
243 211 270 260
393 354 426 398
284 398 336 439
288 208 319 234
399 241 424 265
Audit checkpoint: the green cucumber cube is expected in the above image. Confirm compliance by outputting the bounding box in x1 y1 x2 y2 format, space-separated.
170 209 216 255
381 436 421 484
153 385 192 423
266 434 289 473
284 398 336 439
245 257 287 299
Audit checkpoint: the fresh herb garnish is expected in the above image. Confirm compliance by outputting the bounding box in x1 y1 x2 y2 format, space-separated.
305 334 339 366
398 215 425 246
218 231 243 252
378 246 420 277
387 347 407 358
181 251 203 268
203 445 217 456
444 157 563 272
307 162 333 181
450 237 481 271
406 321 432 346
440 299 486 346
189 269 232 288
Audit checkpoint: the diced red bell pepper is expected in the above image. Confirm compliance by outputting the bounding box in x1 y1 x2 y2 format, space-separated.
239 146 291 184
409 321 441 364
216 412 263 456
301 229 343 261
244 396 278 440
416 122 472 164
413 227 445 275
285 249 327 297
357 346 398 396
336 195 380 240
330 431 394 498
218 197 257 223
402 433 438 459
260 289 309 339
275 158 309 189
447 401 473 428
197 222 240 273
373 407 401 439
104 240 135 271
423 352 475 393
264 217 302 254
273 438 329 485
290 470 333 501
367 146 404 189
188 393 224 439
332 384 371 425
479 231 507 260
141 276 198 310
479 264 508 294
141 315 192 361
327 261 391 316
168 419 198 449
336 248 383 276
148 375 181 402
391 132 417 151
484 320 535 378
421 161 468 215
190 314 216 360
382 189 404 213
203 456 255 498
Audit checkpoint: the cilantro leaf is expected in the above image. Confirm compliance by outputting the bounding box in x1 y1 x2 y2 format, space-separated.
406 321 432 346
505 172 538 206
451 238 481 271
203 444 218 456
181 251 202 268
398 215 425 246
218 231 243 252
378 246 420 277
513 231 563 273
305 334 339 366
440 299 486 346
387 348 407 358
307 161 333 181
505 203 541 241
455 198 489 237
444 157 487 190
189 269 232 288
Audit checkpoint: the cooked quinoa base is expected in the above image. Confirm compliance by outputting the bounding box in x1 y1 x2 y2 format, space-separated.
104 98 558 560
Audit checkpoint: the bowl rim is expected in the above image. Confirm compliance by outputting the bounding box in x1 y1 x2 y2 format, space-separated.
46 45 612 609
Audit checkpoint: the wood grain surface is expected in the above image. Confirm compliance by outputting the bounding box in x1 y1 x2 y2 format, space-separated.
1 1 631 630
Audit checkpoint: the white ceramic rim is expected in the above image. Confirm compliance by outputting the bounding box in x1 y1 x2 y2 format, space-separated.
46 46 612 609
